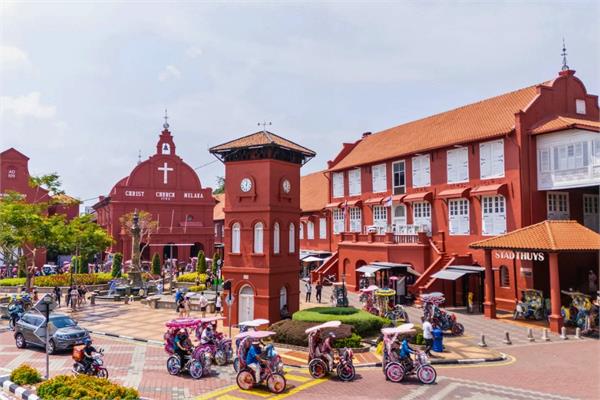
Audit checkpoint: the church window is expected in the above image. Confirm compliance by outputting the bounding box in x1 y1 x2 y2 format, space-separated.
162 143 171 154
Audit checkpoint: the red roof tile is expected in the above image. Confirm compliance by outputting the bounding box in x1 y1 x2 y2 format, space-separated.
403 191 433 202
301 171 329 212
531 116 600 135
213 193 225 221
437 187 471 199
210 131 316 157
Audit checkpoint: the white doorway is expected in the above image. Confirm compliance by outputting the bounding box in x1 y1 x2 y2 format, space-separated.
584 194 599 232
392 204 407 232
238 285 254 322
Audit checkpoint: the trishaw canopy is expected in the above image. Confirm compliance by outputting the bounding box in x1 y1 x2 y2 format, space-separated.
304 320 342 334
165 318 202 328
381 323 416 336
239 318 270 328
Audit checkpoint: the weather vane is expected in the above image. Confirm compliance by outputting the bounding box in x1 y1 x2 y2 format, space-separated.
137 149 142 165
258 121 272 132
561 38 569 71
163 109 170 129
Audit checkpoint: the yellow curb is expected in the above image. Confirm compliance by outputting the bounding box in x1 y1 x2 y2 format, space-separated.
214 396 247 400
269 378 327 400
195 385 238 400
241 389 274 398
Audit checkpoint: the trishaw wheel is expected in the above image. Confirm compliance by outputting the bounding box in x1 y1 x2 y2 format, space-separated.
166 356 181 376
384 362 404 383
308 359 328 379
417 365 437 384
336 363 355 382
233 357 240 373
189 361 203 379
236 370 255 390
215 350 227 366
267 373 287 394
451 323 464 336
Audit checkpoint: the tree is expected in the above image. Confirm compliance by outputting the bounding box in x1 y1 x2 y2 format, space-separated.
212 252 220 275
119 211 158 272
151 253 161 276
213 176 225 194
112 253 123 278
196 250 207 274
17 256 27 278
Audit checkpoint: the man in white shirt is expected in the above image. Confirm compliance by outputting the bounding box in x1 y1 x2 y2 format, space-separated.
199 291 208 318
422 316 434 356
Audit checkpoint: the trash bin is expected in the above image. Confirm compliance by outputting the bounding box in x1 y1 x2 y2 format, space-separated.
432 328 444 352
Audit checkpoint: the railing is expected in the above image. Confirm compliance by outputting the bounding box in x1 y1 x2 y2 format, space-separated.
339 230 421 244
393 234 419 244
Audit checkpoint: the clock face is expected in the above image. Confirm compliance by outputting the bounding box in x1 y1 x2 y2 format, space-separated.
282 179 291 193
240 178 252 192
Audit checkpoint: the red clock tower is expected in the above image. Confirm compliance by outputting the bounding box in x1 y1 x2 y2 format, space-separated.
210 130 315 325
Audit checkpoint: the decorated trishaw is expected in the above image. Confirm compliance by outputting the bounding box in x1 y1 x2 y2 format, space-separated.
305 320 356 381
381 324 436 384
194 316 232 366
376 288 409 325
234 319 270 372
235 330 287 394
561 291 593 329
164 318 211 379
359 285 380 315
513 289 547 321
421 292 464 335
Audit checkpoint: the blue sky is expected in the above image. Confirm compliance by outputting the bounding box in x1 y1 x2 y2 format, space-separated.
1 1 599 206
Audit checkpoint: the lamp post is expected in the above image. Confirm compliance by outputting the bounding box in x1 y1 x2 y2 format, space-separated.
42 295 52 379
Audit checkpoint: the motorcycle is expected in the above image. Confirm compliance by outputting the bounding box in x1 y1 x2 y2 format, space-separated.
8 302 24 330
72 348 109 379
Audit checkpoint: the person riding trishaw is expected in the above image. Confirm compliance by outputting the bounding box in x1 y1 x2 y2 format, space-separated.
234 330 286 393
305 320 341 378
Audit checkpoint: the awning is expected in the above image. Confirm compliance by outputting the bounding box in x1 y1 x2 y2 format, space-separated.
346 199 362 207
391 194 406 203
301 256 325 263
364 197 384 205
403 191 433 202
431 266 484 281
470 183 508 197
356 265 385 274
438 187 471 199
324 202 341 209
300 215 315 222
357 262 422 276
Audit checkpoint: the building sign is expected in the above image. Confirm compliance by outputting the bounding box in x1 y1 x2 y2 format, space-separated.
7 169 16 179
184 192 204 199
156 191 176 200
125 190 145 197
495 250 545 262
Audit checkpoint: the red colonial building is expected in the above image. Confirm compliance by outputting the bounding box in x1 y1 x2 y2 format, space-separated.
307 66 599 325
92 120 215 265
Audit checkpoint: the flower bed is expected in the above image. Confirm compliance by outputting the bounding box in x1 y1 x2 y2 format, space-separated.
0 273 114 288
270 319 356 347
37 374 139 400
10 364 41 386
176 273 207 283
293 307 388 337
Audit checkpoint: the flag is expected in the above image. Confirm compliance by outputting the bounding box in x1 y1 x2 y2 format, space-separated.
385 196 392 207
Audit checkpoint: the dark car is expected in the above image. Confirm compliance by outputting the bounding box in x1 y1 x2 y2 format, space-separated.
14 312 89 354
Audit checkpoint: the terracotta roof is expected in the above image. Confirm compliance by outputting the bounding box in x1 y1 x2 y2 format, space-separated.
437 187 471 199
330 83 546 171
403 191 433 202
470 220 600 251
210 131 316 157
213 193 225 221
470 183 508 197
301 171 329 212
531 116 600 135
52 194 80 205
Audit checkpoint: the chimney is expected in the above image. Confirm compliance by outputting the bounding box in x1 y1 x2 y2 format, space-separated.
362 132 372 138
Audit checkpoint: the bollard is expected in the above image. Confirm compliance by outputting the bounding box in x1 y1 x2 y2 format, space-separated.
527 327 534 342
478 333 487 347
90 294 96 306
560 326 568 340
575 327 582 339
503 331 512 345
541 328 550 341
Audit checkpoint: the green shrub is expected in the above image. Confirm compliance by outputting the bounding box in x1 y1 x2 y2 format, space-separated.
333 332 362 349
112 253 123 278
270 319 353 347
293 307 388 337
188 285 207 292
151 253 161 276
212 252 220 275
196 251 207 274
0 273 114 288
10 364 42 386
37 374 139 400
177 273 207 283
0 277 26 287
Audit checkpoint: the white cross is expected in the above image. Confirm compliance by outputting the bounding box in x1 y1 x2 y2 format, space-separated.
158 162 174 184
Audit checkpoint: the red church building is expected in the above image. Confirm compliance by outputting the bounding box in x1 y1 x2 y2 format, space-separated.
305 66 599 331
92 119 215 265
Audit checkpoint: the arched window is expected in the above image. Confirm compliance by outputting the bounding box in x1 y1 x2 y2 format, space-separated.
280 286 287 309
239 285 254 322
273 222 280 254
289 223 295 253
232 223 241 253
307 221 315 240
499 265 510 287
299 223 304 239
253 222 264 254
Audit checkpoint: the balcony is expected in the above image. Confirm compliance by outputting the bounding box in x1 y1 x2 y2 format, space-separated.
339 225 428 245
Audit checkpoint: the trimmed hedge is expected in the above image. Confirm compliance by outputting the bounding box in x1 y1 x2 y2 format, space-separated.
0 277 26 287
293 307 388 337
0 273 114 287
188 285 207 292
334 333 362 348
37 375 139 400
10 364 41 386
177 273 207 283
270 319 355 347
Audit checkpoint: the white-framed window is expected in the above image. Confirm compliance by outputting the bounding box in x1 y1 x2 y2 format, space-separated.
547 192 569 220
555 142 587 171
307 220 315 240
333 209 345 234
371 163 387 193
576 99 586 115
480 139 505 179
448 198 470 235
411 154 431 188
279 286 287 309
348 168 361 196
349 207 362 232
447 147 469 183
288 223 295 253
583 194 599 232
593 139 600 166
482 195 507 236
413 202 432 233
332 172 344 198
273 222 280 254
373 205 388 230
232 222 241 253
319 217 327 239
392 204 407 229
392 160 406 195
299 223 304 239
253 222 264 254
539 148 551 173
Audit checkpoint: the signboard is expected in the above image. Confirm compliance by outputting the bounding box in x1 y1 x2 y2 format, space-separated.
226 294 234 306
494 250 545 262
32 294 58 314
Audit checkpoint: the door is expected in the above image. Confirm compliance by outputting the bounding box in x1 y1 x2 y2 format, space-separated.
584 194 599 232
392 204 407 232
238 285 254 323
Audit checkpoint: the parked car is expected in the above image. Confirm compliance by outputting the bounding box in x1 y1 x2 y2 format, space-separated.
41 265 58 275
14 312 90 354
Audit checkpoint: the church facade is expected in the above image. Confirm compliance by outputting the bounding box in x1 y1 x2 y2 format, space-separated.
92 121 215 265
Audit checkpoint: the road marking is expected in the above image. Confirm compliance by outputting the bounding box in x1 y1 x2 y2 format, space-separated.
269 378 326 400
436 354 516 369
195 385 238 400
283 374 311 383
279 354 307 363
241 389 272 398
215 395 246 400
428 382 458 400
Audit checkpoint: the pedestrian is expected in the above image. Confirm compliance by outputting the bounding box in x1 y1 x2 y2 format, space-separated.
107 280 117 297
215 292 222 316
330 293 336 307
183 295 191 318
53 286 61 307
589 269 598 295
32 290 39 302
176 296 185 318
305 281 312 303
157 281 164 295
315 282 322 303
70 286 79 311
422 316 434 356
199 291 208 318
206 275 213 290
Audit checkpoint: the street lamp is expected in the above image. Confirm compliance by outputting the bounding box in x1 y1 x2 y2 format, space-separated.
41 295 53 379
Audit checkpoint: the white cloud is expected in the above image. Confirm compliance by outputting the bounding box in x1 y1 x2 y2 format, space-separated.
158 65 182 82
186 46 203 58
0 92 56 119
0 45 30 70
